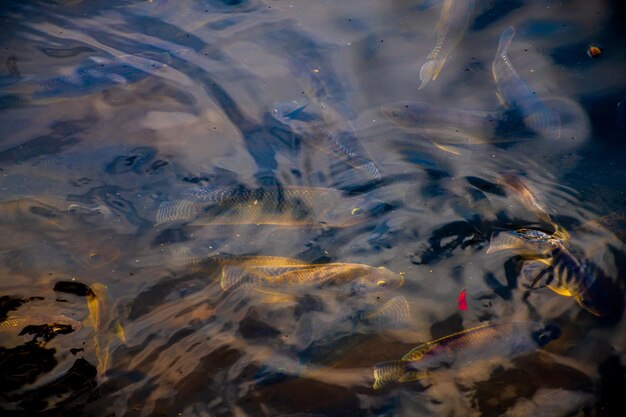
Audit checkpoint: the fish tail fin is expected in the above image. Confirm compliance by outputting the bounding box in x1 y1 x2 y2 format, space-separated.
373 360 407 389
496 26 516 58
419 60 439 89
155 200 198 225
525 110 561 140
220 265 260 291
358 161 382 179
368 296 410 328
294 314 317 349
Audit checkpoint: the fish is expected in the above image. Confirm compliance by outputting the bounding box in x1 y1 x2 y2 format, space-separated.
372 321 560 389
419 0 475 89
156 185 388 228
0 314 81 348
486 229 562 256
294 296 410 350
488 230 612 316
218 256 404 296
0 198 83 231
381 100 526 145
272 100 381 179
496 172 563 236
84 283 126 375
7 53 169 101
492 26 561 139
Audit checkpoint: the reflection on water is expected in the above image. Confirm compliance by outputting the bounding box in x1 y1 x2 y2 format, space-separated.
1 0 625 416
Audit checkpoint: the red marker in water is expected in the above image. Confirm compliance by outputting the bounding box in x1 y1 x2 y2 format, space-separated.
458 289 467 311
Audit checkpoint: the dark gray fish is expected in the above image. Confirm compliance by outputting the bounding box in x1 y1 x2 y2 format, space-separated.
272 100 380 179
492 26 561 139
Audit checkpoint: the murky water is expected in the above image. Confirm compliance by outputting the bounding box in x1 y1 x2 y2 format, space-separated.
1 1 625 416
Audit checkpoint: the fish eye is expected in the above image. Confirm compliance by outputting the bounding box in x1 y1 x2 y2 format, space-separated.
351 207 363 216
538 332 548 341
376 280 388 287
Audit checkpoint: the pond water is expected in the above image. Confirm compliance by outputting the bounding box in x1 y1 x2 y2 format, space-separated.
1 1 625 416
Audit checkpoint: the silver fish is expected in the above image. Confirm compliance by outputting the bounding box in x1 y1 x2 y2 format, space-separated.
492 26 561 139
419 0 475 89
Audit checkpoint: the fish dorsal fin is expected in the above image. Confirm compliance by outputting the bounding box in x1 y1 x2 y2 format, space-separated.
403 322 493 361
367 296 410 328
401 342 434 361
220 265 262 291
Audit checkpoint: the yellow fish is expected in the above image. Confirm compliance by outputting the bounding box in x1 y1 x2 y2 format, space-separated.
85 283 126 375
213 256 404 296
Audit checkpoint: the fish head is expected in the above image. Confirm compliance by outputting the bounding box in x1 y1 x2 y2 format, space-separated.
487 229 561 256
349 268 404 295
381 101 415 128
531 324 561 347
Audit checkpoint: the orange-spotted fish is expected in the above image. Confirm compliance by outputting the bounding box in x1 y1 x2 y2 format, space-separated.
373 322 560 389
419 0 475 89
216 256 404 296
492 26 561 139
0 314 81 348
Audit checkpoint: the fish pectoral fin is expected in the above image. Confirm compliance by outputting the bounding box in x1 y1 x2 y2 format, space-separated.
254 288 296 304
401 343 432 361
495 91 510 109
398 370 428 383
547 284 573 297
115 321 126 344
419 59 441 89
431 141 462 155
